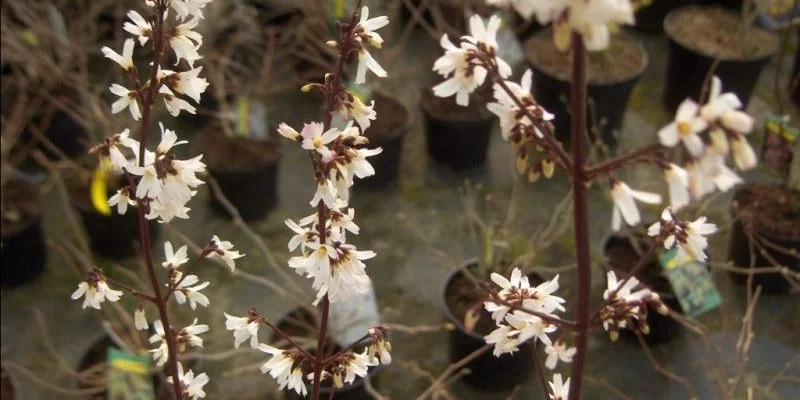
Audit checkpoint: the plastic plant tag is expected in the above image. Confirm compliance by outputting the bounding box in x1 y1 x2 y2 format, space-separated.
107 347 155 400
90 159 113 216
761 114 797 177
328 281 380 346
658 248 720 318
234 96 269 139
755 0 800 29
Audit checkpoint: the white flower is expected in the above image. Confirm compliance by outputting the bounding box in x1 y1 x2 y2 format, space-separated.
71 279 123 310
169 17 203 66
173 274 210 309
224 313 260 349
324 350 376 388
700 77 743 122
210 235 244 270
322 245 374 304
123 11 151 46
484 324 519 356
604 271 653 303
162 241 189 268
258 344 307 396
149 319 209 366
549 373 570 400
156 123 188 154
663 163 690 211
487 70 554 141
609 181 662 230
101 39 135 71
340 95 376 131
648 209 717 262
169 363 209 400
721 110 754 134
569 0 635 51
367 329 392 365
108 188 135 215
149 320 170 366
300 122 339 157
277 123 300 141
288 244 335 281
484 268 565 324
160 67 209 103
730 135 757 171
109 83 141 120
709 128 730 155
658 99 707 157
160 86 197 116
694 151 743 195
485 311 555 356
310 179 338 208
354 6 389 84
167 0 212 21
134 306 148 331
544 341 576 370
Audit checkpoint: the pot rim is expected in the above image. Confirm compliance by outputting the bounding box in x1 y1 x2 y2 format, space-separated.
440 258 486 341
664 5 779 62
526 28 649 86
419 89 495 123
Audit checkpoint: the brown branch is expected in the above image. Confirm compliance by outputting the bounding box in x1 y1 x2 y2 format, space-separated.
415 344 493 400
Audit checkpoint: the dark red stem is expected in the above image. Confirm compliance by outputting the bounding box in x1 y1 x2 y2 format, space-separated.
567 33 590 400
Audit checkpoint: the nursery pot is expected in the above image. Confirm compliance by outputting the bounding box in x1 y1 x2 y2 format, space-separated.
421 89 495 171
634 0 698 35
74 199 158 260
276 308 383 400
197 133 280 221
603 234 683 345
358 93 409 190
1 180 46 288
525 28 648 147
727 183 800 293
441 263 538 391
663 6 778 112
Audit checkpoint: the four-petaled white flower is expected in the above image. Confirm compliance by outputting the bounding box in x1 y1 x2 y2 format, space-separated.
160 67 209 103
224 313 261 349
71 278 123 310
210 235 244 271
173 273 210 309
663 163 690 211
549 373 571 400
258 344 308 396
168 362 209 400
321 350 377 389
109 83 141 120
102 38 135 71
544 340 576 370
169 17 203 66
609 180 662 230
300 122 338 157
648 208 717 262
488 69 554 141
160 86 197 116
163 241 190 268
108 187 135 215
339 94 376 131
134 306 148 331
354 6 389 84
658 99 707 157
123 11 151 46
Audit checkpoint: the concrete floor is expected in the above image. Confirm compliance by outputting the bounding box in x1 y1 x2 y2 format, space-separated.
2 19 799 400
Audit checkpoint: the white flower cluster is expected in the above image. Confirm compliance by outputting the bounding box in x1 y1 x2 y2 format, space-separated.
648 208 718 263
433 15 512 106
483 269 571 360
600 271 668 341
658 77 756 201
167 362 210 400
71 269 123 309
488 0 634 51
278 122 380 305
484 268 576 398
150 318 209 366
353 6 389 84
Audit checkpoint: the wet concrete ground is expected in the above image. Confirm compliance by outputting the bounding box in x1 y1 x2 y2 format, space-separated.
2 20 799 400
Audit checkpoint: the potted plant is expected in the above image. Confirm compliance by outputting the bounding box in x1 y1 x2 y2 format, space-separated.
662 4 778 112
524 27 648 147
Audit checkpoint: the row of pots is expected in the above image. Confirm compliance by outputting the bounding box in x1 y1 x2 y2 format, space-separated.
440 182 800 392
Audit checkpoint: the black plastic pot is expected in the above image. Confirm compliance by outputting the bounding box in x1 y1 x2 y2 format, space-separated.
663 6 778 112
634 0 698 35
359 95 409 190
1 213 46 288
603 235 683 345
209 161 278 221
727 187 800 293
441 266 535 391
421 92 494 171
527 30 648 147
76 202 158 260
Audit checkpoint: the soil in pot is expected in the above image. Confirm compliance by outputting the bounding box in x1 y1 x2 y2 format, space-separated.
663 6 778 112
359 93 409 190
442 264 541 391
66 168 157 260
728 183 800 293
1 179 46 288
274 308 381 400
196 132 280 221
604 234 683 345
1 367 13 400
421 88 495 171
525 28 647 147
